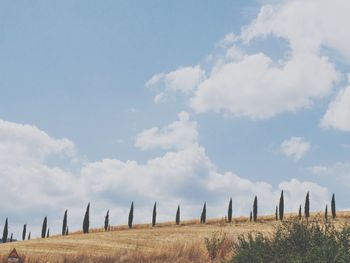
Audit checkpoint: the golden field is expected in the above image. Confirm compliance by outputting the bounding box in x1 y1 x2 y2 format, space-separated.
0 212 350 263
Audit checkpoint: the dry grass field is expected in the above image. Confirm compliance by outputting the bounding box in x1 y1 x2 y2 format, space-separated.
1 212 350 263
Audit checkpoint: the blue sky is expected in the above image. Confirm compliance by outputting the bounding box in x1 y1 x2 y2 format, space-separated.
1 0 350 237
0 0 258 161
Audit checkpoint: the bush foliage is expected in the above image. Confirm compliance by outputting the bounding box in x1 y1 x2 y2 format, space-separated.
230 220 350 263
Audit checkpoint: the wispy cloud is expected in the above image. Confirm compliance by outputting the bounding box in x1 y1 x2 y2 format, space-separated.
280 137 310 161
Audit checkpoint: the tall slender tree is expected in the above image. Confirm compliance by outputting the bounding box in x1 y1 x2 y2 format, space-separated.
10 233 13 242
253 196 258 222
152 202 157 227
66 226 69 236
304 192 310 220
2 218 8 243
104 210 109 231
298 204 302 220
200 202 207 224
176 205 180 225
83 203 90 234
325 205 328 222
331 194 336 219
28 232 31 240
22 224 27 241
46 228 50 238
279 190 284 221
275 206 278 221
41 217 47 238
228 198 233 223
128 202 134 229
62 210 68 236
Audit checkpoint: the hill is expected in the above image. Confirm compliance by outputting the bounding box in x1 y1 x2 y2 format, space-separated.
0 212 349 263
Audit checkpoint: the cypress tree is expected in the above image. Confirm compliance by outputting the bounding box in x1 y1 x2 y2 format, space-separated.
28 232 31 240
176 205 180 225
325 205 328 222
22 224 27 241
41 217 47 238
46 228 50 238
275 206 278 221
62 209 68 236
249 211 252 222
200 202 207 224
10 233 13 242
152 202 157 227
104 210 109 231
279 190 284 221
83 203 90 234
331 194 336 219
228 198 233 223
66 226 69 236
298 204 302 220
304 192 310 220
253 196 258 222
128 202 134 229
2 218 8 243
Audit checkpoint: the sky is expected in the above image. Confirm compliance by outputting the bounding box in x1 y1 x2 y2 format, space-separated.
1 0 350 238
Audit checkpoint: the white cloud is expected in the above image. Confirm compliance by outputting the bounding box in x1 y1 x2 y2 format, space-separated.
215 32 238 48
0 116 329 238
241 0 350 60
321 76 350 131
191 51 338 119
0 119 75 165
135 111 198 150
146 65 205 104
310 162 350 188
153 92 165 104
83 142 327 221
278 178 329 212
190 0 343 119
0 119 81 236
280 137 310 160
147 0 350 120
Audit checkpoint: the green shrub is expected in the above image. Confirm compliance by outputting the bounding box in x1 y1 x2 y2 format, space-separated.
229 219 350 263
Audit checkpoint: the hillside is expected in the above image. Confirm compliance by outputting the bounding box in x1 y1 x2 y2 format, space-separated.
0 212 349 263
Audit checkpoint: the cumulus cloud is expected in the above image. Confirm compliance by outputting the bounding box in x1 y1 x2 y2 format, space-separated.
0 119 75 165
0 119 81 236
146 0 350 120
321 75 350 131
135 111 198 150
196 0 346 118
146 65 205 104
191 51 338 119
241 0 350 60
280 137 310 160
0 116 328 238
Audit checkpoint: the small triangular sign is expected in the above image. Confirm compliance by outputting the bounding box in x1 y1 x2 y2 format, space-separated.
8 248 19 258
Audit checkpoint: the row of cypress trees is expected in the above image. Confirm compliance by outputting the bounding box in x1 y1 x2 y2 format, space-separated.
275 191 336 221
1 192 338 241
1 219 31 243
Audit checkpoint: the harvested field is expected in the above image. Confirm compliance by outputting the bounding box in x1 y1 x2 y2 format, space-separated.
0 212 348 262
